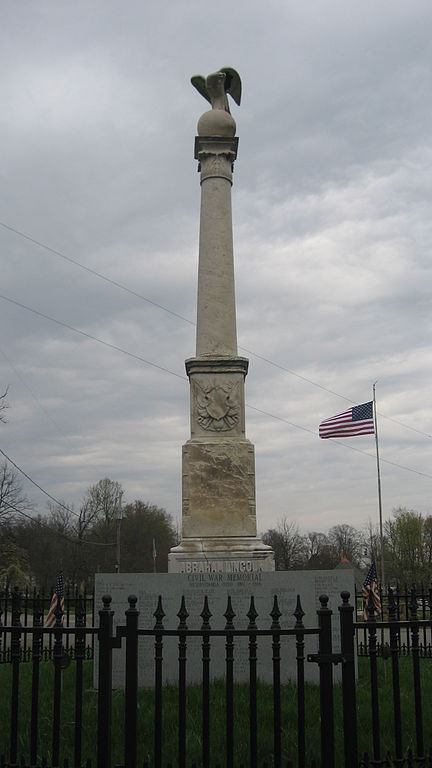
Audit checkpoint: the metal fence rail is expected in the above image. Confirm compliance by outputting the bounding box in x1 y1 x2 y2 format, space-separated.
2 580 431 664
354 582 432 657
97 592 337 768
0 588 431 767
0 585 95 663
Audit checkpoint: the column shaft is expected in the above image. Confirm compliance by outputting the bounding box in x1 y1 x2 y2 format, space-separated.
196 174 237 357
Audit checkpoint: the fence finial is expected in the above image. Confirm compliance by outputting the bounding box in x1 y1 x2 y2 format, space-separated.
102 595 112 611
270 594 281 630
224 596 235 629
127 594 138 611
294 595 305 628
200 595 212 630
177 596 189 630
247 596 258 630
153 595 165 630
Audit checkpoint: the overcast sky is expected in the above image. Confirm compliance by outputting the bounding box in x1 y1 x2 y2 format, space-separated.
1 1 431 539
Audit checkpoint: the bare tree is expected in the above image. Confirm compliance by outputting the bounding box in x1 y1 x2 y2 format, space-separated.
0 459 32 522
79 478 123 526
263 518 308 570
305 531 339 569
46 500 75 534
0 387 9 423
327 523 365 567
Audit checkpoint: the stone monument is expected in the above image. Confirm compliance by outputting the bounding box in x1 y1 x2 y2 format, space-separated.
168 68 274 574
93 72 357 689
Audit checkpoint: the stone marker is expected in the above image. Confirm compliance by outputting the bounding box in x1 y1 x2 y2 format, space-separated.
168 67 274 573
94 570 355 687
92 73 358 690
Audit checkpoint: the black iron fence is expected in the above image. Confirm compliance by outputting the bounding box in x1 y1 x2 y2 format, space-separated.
2 581 431 664
354 583 432 657
0 586 95 663
0 588 431 767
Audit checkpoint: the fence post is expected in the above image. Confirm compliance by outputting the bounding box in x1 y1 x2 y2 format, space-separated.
97 595 114 768
30 594 43 765
74 590 86 768
339 591 357 768
248 596 258 768
270 595 281 768
52 596 64 767
367 590 381 763
410 586 424 761
388 587 403 761
178 595 189 768
154 596 165 768
294 596 306 768
9 587 21 767
224 596 236 768
124 594 139 768
317 594 334 768
201 596 212 768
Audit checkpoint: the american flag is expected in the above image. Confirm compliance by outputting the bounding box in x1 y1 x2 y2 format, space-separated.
362 562 381 620
319 401 374 439
45 571 65 628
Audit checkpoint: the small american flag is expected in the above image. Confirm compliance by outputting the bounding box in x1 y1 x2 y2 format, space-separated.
45 572 65 628
319 401 374 439
362 562 381 620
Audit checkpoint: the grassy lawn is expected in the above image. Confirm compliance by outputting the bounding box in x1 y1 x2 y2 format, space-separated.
0 658 431 766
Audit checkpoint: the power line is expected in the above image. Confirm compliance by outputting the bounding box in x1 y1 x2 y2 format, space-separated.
0 448 118 545
0 447 79 518
244 350 431 439
1 220 430 440
0 220 195 327
247 404 432 480
0 293 186 381
0 346 73 445
2 501 116 547
1 294 431 483
3 501 75 544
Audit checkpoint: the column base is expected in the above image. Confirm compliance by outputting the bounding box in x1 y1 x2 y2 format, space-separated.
168 536 275 573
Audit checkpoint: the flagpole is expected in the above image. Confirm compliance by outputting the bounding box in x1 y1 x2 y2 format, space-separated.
373 381 385 588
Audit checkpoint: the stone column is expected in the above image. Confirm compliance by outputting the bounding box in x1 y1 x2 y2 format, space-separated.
168 71 274 574
195 135 238 357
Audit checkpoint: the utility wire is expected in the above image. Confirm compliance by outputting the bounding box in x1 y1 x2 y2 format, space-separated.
0 294 186 381
0 446 79 518
1 220 430 440
2 501 116 547
0 346 73 445
246 404 432 480
0 221 195 327
0 448 120 545
0 292 430 484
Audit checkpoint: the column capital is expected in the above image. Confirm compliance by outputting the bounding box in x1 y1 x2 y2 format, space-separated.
185 356 249 378
194 136 239 182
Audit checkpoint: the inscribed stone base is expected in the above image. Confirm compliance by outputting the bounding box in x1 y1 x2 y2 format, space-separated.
94 571 355 688
168 536 275 572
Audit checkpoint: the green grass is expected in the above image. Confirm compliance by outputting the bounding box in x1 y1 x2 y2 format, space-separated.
0 658 431 766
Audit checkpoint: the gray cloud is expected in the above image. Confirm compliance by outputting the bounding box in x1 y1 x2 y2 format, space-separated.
1 0 431 538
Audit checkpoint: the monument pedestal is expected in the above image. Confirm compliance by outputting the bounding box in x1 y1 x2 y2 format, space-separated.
169 536 275 573
95 571 356 687
168 69 274 573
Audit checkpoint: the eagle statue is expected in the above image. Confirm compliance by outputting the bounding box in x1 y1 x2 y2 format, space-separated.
191 68 242 114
